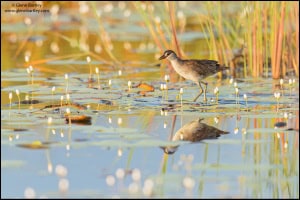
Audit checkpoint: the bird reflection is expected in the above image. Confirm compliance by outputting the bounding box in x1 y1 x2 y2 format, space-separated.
162 118 229 154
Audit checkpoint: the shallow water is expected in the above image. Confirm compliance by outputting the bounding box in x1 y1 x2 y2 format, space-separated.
1 2 299 198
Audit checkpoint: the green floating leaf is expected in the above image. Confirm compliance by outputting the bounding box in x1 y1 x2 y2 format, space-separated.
2 84 47 93
119 133 151 140
93 139 131 147
1 77 46 82
104 127 139 134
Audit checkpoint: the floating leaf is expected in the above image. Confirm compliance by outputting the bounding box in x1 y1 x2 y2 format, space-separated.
1 160 26 168
65 115 92 125
136 83 155 92
16 141 49 149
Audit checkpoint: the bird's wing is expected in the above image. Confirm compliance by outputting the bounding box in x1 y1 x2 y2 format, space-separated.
183 59 221 77
185 60 228 77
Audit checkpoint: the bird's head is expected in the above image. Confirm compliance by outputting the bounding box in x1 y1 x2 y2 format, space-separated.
159 50 177 60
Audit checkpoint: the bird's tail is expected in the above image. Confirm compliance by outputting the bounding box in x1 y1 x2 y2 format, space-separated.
219 130 229 135
220 65 230 71
216 63 230 72
216 130 230 137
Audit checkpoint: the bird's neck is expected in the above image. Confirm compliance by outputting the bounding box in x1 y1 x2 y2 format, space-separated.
168 55 181 62
169 57 183 66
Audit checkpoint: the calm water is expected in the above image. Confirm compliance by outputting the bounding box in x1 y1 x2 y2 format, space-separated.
1 2 299 198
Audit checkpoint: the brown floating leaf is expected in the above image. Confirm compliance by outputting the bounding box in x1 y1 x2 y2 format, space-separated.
136 83 155 92
65 115 92 125
13 128 28 132
134 82 155 96
20 99 41 104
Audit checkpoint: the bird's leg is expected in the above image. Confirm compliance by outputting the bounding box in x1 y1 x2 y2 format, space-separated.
201 81 208 102
193 82 203 102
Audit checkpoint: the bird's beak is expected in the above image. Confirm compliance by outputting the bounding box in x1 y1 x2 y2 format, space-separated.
159 54 166 60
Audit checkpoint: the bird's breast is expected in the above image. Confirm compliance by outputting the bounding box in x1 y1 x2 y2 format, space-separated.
170 60 199 82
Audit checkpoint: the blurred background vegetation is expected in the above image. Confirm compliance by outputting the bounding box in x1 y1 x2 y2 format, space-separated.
1 1 299 79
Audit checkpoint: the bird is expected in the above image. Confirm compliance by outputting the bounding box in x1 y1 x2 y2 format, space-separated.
162 118 229 154
159 50 229 102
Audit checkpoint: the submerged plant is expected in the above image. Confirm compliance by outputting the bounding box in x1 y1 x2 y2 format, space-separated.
65 74 69 94
274 91 281 111
280 78 284 96
95 67 101 90
24 55 30 63
87 56 92 81
26 65 34 85
9 92 12 110
66 94 71 106
164 75 169 101
118 70 122 76
160 83 164 102
179 88 183 108
214 87 219 104
51 86 55 104
163 84 168 101
235 87 239 105
66 108 71 126
15 89 20 111
288 78 293 96
128 81 132 92
60 96 64 115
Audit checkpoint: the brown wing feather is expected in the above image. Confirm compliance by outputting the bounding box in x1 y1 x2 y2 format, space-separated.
182 59 228 78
